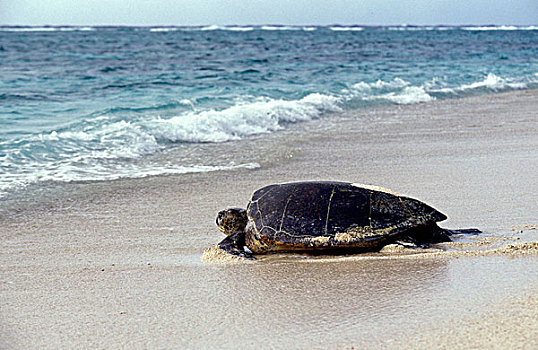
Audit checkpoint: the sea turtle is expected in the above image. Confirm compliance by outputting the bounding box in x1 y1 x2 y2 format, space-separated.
214 181 478 259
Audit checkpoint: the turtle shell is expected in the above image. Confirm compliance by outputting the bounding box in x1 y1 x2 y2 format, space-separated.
245 181 447 252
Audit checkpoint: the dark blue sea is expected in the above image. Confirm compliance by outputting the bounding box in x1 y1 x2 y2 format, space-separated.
1 25 537 198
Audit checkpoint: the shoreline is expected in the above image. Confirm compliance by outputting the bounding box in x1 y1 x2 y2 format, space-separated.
2 88 537 214
1 89 537 349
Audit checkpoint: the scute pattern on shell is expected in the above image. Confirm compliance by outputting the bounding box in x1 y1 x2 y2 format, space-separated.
245 182 446 251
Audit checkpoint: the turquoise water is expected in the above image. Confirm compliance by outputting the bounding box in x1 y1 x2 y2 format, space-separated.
1 25 537 198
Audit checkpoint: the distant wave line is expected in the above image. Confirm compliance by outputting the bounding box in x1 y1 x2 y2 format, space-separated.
2 25 537 33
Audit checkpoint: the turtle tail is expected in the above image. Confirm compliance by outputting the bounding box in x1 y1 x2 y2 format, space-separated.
217 231 255 260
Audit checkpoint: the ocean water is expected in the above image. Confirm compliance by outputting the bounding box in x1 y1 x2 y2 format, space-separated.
1 25 537 199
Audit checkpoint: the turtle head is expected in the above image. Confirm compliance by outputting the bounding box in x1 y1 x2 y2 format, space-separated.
216 208 248 235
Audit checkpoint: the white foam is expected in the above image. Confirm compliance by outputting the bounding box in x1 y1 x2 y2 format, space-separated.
382 86 435 104
225 26 255 32
261 26 300 31
39 130 94 142
374 78 410 89
461 73 501 89
198 25 256 32
387 26 453 31
0 154 260 198
387 26 423 31
462 25 537 31
329 26 364 31
1 26 95 32
44 162 260 183
260 26 316 31
0 159 260 198
382 25 536 31
426 73 531 95
145 93 341 143
350 81 372 92
200 25 220 31
351 78 410 92
30 94 340 153
22 120 162 167
343 78 436 105
348 74 530 103
179 99 196 110
0 93 342 197
149 27 180 32
347 80 433 105
428 87 457 94
459 73 527 91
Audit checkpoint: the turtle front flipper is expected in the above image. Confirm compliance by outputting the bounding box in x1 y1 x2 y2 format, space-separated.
217 231 255 260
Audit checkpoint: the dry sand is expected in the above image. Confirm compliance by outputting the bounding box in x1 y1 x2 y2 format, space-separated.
1 90 537 349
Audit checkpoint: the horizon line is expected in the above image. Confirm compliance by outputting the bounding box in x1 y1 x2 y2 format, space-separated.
1 23 537 28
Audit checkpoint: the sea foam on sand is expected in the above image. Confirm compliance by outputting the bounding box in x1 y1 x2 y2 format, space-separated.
202 246 252 263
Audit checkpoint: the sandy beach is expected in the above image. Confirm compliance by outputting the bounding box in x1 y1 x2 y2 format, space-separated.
1 90 537 349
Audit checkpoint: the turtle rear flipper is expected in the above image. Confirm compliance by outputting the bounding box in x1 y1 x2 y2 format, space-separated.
217 231 255 260
444 228 482 235
400 225 482 246
399 224 453 245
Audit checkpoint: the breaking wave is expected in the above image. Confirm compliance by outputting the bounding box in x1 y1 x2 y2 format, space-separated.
343 78 436 105
426 73 534 94
461 25 538 31
3 25 538 33
343 73 536 105
197 25 316 32
2 23 537 198
0 93 340 196
146 93 341 143
0 26 95 32
4 72 532 196
329 26 364 31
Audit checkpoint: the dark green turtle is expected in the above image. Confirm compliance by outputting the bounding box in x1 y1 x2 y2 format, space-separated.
215 181 479 259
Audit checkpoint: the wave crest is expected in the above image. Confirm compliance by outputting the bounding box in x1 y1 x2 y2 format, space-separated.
459 73 528 91
146 93 341 143
462 25 538 31
345 73 535 105
0 26 95 32
329 26 364 31
345 78 434 105
0 93 341 197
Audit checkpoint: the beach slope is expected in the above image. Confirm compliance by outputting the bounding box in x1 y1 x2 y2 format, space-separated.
1 90 537 349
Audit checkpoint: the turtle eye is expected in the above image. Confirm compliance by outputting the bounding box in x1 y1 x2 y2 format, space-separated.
216 211 224 226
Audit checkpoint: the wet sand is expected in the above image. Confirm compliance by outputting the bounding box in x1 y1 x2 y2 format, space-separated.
1 90 537 349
